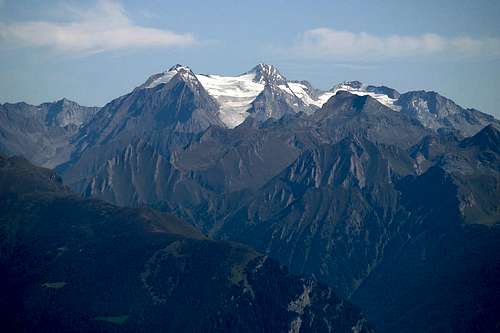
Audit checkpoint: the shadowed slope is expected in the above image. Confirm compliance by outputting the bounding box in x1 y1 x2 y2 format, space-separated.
0 155 372 333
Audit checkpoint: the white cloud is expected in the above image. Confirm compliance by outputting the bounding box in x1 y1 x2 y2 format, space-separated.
0 0 195 55
288 28 500 61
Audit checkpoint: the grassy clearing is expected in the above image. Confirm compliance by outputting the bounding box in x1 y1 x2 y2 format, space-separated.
42 282 66 289
94 315 129 325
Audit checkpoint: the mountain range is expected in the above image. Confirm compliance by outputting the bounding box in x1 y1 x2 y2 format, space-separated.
1 63 499 332
2 64 496 169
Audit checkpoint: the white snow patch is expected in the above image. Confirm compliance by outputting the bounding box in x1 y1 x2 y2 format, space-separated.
197 73 265 128
331 83 401 111
287 83 316 106
278 84 295 96
145 65 193 89
286 81 400 110
285 82 335 108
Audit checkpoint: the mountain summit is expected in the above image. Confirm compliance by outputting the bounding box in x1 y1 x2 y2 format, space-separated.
140 64 198 90
0 99 98 168
246 63 288 85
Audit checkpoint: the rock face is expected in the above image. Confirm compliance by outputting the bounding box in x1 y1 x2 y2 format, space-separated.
351 125 500 332
2 64 500 333
72 65 223 151
0 155 372 333
214 137 409 297
44 98 99 128
396 91 496 136
0 99 99 167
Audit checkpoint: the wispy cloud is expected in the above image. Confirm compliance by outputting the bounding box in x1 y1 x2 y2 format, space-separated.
287 28 500 61
0 0 195 55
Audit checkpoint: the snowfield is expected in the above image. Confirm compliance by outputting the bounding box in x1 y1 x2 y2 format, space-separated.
197 73 265 128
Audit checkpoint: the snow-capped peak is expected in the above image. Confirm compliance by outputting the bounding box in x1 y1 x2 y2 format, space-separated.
330 81 401 111
143 64 196 89
245 63 287 85
168 64 191 72
333 81 364 91
196 64 292 128
139 64 402 128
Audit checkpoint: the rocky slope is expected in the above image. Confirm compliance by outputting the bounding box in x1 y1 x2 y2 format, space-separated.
396 90 497 137
0 155 373 332
0 99 99 168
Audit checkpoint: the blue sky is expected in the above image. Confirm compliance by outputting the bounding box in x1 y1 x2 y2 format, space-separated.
1 0 500 117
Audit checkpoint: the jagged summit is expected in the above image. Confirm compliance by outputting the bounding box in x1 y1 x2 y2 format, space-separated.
245 63 287 85
55 97 72 105
44 98 99 128
334 80 364 90
168 63 191 72
141 64 197 89
38 97 79 108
